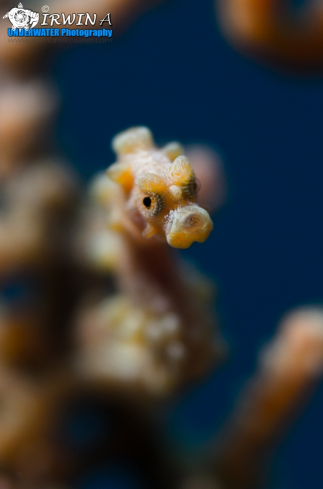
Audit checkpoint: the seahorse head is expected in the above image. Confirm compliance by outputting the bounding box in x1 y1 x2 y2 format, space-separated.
107 127 213 249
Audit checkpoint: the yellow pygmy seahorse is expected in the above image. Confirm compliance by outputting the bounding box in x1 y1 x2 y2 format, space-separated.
107 127 213 249
76 127 222 393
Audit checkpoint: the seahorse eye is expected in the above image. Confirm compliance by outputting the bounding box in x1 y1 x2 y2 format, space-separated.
142 194 164 216
143 196 152 208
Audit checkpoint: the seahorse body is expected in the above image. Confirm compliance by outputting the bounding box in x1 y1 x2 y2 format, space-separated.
75 128 222 394
107 127 213 249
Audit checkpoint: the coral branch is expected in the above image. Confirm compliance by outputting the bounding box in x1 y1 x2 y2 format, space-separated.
213 307 323 489
216 0 323 70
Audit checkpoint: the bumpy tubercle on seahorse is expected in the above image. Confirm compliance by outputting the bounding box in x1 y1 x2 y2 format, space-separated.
75 127 225 395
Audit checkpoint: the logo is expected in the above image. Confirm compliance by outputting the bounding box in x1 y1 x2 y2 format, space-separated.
2 3 113 42
3 3 39 31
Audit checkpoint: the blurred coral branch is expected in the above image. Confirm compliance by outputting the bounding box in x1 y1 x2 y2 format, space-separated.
213 307 323 489
216 0 323 71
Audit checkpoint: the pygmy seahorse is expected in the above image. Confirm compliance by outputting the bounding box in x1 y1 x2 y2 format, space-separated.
107 127 213 249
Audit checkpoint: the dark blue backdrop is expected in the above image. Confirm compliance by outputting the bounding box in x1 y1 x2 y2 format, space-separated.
53 0 323 487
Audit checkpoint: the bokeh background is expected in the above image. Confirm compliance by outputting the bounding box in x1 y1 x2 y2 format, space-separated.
51 0 323 487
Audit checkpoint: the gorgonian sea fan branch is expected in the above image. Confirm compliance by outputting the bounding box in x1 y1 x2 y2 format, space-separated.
216 0 323 70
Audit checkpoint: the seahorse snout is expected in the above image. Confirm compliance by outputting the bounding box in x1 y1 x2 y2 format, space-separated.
166 205 213 249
